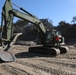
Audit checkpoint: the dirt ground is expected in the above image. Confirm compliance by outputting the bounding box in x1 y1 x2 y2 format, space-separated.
0 45 76 75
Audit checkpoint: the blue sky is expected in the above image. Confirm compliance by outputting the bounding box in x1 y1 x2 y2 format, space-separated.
0 0 76 26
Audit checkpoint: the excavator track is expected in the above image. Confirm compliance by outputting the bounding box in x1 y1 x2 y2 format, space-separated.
29 46 60 56
29 46 69 56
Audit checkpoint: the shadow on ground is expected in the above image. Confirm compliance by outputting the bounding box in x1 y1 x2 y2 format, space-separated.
15 52 55 58
0 59 5 63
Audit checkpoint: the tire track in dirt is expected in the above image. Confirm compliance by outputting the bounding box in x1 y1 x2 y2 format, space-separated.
0 64 13 75
0 63 28 75
0 62 50 75
38 58 76 73
16 58 76 75
16 60 51 75
1 62 44 75
38 58 76 68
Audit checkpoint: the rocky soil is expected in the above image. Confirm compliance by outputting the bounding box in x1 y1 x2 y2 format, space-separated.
0 44 76 75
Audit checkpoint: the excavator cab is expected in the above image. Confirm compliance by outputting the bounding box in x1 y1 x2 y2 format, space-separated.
37 29 65 46
45 30 65 46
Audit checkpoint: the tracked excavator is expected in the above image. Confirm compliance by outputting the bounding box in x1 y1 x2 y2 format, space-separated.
0 0 69 62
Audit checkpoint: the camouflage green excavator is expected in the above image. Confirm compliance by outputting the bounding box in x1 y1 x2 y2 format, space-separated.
0 0 69 62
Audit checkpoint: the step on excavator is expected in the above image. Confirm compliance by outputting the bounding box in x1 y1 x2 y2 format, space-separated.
0 0 69 62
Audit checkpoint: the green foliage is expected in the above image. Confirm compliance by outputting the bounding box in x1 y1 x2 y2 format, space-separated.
71 16 76 24
55 21 76 38
13 18 53 41
13 18 76 41
40 18 53 30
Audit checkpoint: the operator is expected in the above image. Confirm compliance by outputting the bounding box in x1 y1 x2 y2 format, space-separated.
55 35 60 47
55 35 59 41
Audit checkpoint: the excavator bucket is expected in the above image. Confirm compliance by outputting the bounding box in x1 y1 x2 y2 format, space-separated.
0 50 16 62
0 33 22 62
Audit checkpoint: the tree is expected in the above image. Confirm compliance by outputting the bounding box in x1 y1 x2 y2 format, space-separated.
56 21 70 38
40 18 53 30
71 16 76 24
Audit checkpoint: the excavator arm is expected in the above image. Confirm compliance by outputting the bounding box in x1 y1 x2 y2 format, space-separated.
1 0 46 46
12 9 46 33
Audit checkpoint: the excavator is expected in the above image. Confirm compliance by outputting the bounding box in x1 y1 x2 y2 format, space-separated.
0 0 69 62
